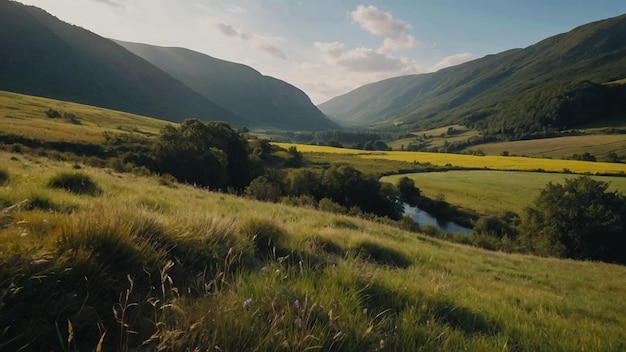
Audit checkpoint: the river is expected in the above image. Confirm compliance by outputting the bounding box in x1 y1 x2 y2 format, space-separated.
402 203 473 235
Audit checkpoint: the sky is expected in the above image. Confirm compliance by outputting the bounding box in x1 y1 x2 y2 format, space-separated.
16 0 626 104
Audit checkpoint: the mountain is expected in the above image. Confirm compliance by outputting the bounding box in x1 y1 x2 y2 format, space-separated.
0 0 244 125
319 14 626 137
115 41 337 131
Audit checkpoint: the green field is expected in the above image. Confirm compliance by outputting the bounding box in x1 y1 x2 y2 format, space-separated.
1 150 626 351
382 170 626 216
387 125 481 151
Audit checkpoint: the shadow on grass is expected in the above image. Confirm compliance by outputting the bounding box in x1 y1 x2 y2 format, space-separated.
353 241 412 268
356 279 501 337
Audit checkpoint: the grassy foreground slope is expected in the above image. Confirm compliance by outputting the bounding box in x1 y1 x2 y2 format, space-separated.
1 151 626 351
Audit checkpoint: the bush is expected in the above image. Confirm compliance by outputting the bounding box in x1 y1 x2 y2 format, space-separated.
47 172 102 196
0 168 8 185
27 193 56 211
240 218 288 258
520 176 626 263
318 198 346 214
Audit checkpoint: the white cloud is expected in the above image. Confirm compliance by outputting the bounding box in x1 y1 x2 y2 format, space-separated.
257 42 288 60
314 41 346 59
215 21 286 60
314 41 421 74
350 5 410 37
91 0 123 8
229 6 247 13
216 22 248 39
432 53 474 71
349 5 418 53
379 34 418 53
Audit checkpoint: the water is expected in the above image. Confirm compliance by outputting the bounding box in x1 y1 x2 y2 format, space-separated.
402 203 473 235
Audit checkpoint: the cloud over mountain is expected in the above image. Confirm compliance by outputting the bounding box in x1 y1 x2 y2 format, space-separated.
215 21 287 60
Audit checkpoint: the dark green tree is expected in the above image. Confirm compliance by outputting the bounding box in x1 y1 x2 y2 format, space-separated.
155 119 253 190
397 177 420 204
520 176 626 263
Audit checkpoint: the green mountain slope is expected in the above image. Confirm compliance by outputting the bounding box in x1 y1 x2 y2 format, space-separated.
115 41 337 131
0 0 243 125
319 14 626 137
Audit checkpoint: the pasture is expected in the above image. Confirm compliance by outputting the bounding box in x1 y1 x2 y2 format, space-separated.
382 170 626 216
277 143 626 175
466 134 626 159
387 124 480 150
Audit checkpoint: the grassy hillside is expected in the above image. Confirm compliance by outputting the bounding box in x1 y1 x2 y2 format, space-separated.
0 90 170 144
1 150 626 351
382 171 626 216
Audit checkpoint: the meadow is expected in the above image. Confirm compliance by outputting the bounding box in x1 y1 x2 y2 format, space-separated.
276 143 626 174
382 170 626 216
386 125 480 151
0 90 169 144
466 134 626 159
1 150 626 351
2 92 626 350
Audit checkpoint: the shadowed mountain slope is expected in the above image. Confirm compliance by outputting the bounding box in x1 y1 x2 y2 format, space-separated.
115 41 337 131
0 0 244 125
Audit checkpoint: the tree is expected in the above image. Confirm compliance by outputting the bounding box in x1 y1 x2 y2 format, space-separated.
519 176 626 263
397 177 420 204
155 119 253 190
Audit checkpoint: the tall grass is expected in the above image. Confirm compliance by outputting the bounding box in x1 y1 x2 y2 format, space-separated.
1 151 626 351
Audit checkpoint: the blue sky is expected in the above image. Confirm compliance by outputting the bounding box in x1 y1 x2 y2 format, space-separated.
18 0 626 103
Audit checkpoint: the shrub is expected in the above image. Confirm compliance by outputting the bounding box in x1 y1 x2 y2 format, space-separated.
240 218 288 258
45 108 61 118
47 172 102 196
318 198 346 214
0 168 8 185
27 193 56 211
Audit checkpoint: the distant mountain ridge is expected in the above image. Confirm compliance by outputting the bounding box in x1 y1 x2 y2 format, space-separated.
319 14 626 137
115 41 337 131
0 0 242 125
0 0 334 131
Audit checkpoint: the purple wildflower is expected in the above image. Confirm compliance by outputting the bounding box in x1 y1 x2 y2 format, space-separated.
294 299 300 309
244 298 252 310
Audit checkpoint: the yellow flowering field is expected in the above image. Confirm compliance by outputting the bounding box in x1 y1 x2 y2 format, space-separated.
275 143 626 174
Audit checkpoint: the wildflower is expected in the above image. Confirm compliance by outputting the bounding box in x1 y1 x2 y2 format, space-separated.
318 305 324 311
244 298 252 310
294 299 300 310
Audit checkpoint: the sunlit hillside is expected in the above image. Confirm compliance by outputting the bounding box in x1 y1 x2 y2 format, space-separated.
1 150 626 351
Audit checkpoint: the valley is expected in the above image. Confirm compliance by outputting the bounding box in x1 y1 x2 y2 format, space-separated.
2 1 626 350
